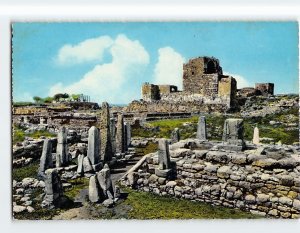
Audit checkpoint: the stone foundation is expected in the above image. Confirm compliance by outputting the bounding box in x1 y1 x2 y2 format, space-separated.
122 139 300 218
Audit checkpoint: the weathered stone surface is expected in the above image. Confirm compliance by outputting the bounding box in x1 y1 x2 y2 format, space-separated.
116 114 125 154
38 139 53 175
88 175 103 203
99 102 113 162
77 154 84 174
194 150 208 159
222 118 245 146
217 166 231 178
83 156 93 173
97 164 114 199
87 126 100 165
245 194 255 204
127 172 138 186
252 158 278 168
279 196 293 206
231 153 247 164
41 168 63 209
110 118 116 155
293 199 300 211
170 128 180 144
279 175 294 186
56 127 69 167
252 126 260 145
13 205 26 213
196 116 207 140
206 151 231 163
166 181 177 187
170 148 193 158
256 193 269 203
158 139 171 170
125 122 131 148
155 168 171 178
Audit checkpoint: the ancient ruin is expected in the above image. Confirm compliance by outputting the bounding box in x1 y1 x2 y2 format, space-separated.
12 55 298 220
41 169 63 209
100 102 113 162
56 126 69 167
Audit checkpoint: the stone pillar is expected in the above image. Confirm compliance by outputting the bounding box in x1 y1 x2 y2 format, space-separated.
157 139 171 170
88 175 103 203
100 102 113 162
87 126 100 165
196 116 207 140
41 169 63 209
38 139 53 175
170 128 180 144
110 118 116 155
24 116 29 124
125 122 131 148
97 164 114 200
155 139 172 178
116 114 125 154
222 118 245 148
56 126 69 167
252 126 260 145
124 123 128 152
40 117 47 125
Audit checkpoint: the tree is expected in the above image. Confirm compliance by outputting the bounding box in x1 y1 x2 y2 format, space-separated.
43 96 54 103
71 94 80 101
33 96 42 103
62 93 69 99
53 93 64 101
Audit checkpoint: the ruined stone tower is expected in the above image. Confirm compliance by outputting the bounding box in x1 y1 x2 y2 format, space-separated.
183 56 223 96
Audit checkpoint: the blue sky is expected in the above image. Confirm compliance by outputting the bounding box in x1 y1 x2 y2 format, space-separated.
12 22 299 104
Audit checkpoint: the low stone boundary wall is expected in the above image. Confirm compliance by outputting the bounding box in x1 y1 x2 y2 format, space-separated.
122 139 300 218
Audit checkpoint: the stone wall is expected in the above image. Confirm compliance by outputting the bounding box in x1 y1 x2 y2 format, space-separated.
183 57 222 94
126 93 232 114
141 83 160 102
255 83 275 96
122 139 300 218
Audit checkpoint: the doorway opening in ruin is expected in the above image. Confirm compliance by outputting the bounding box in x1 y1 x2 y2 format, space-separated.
206 61 216 74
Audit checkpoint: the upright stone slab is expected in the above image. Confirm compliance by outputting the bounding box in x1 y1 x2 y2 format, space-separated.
38 139 53 176
24 116 29 124
97 164 114 199
253 127 260 145
222 118 245 150
56 126 69 167
87 126 100 165
100 102 113 162
116 114 125 154
155 139 172 178
170 128 180 144
125 122 131 148
40 117 47 125
41 168 63 209
110 118 116 155
124 123 128 152
77 154 84 175
157 139 171 170
88 175 104 203
196 116 207 140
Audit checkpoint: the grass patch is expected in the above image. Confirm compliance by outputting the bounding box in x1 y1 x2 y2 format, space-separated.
12 161 39 182
64 177 89 200
122 187 260 219
135 142 158 156
132 108 298 145
13 125 56 145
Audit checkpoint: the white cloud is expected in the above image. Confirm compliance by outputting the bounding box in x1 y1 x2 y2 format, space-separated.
153 47 185 89
57 35 113 65
223 72 253 89
50 34 149 103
